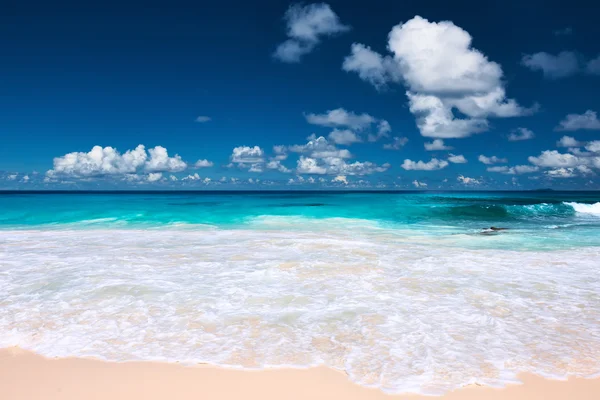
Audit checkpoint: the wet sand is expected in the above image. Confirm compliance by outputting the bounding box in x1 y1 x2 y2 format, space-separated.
2 347 599 400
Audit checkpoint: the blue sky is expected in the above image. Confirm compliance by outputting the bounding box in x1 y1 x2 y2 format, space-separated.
1 0 600 189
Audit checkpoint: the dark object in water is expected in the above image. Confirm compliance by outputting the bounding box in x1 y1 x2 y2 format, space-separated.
480 226 509 235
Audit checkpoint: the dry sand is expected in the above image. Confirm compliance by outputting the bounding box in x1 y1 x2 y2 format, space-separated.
2 347 599 400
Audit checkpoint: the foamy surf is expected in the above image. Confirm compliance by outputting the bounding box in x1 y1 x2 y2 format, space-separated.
1 227 600 395
565 202 600 216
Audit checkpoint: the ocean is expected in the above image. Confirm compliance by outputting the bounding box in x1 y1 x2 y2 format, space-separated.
1 191 600 394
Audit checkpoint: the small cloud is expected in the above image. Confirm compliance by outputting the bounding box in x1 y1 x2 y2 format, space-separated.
556 136 582 147
147 172 163 182
448 154 467 164
521 51 579 79
183 173 201 181
556 110 600 131
412 180 427 188
196 116 211 123
306 108 375 130
332 175 348 184
508 127 535 141
554 27 573 36
266 159 291 173
424 139 452 151
588 55 600 75
383 136 408 150
328 129 362 145
487 165 539 174
545 167 577 178
401 158 449 171
273 3 350 63
457 175 481 185
194 159 214 168
478 155 507 165
230 145 265 172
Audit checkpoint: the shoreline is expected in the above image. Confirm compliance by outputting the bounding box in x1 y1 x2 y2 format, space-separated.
2 348 600 399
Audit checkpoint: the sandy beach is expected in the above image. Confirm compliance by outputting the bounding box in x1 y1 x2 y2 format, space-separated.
2 347 599 400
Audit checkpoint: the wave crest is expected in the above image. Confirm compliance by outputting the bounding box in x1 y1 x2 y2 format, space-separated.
565 202 600 216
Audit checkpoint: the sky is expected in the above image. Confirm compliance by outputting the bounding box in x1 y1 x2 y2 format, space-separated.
1 0 600 190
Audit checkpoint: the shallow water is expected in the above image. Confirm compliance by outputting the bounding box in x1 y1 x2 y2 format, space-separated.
1 191 600 394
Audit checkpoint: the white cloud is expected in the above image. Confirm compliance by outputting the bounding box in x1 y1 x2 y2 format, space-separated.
401 158 449 171
406 93 490 139
273 3 350 63
528 150 581 168
526 147 600 177
586 141 600 153
577 165 594 175
231 146 264 163
291 136 389 175
266 159 291 173
557 136 582 147
457 175 481 185
306 108 375 130
376 120 391 137
49 145 147 177
183 173 201 181
307 108 392 143
368 120 393 142
555 110 600 131
332 175 348 184
487 165 539 174
588 55 600 75
22 175 30 182
145 146 187 172
195 116 211 123
169 175 178 181
147 172 163 182
47 145 189 178
7 174 17 181
387 18 501 94
521 51 579 79
478 155 507 164
289 135 351 159
297 156 327 174
342 43 401 90
248 164 264 173
383 136 408 150
328 129 362 145
412 180 427 188
448 154 467 164
272 145 288 160
344 16 532 138
194 159 214 168
424 139 452 151
508 127 535 141
545 168 577 178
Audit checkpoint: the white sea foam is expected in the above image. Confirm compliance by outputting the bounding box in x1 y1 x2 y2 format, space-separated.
565 202 600 216
1 223 600 395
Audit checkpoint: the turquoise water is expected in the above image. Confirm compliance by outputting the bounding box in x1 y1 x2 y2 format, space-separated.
2 191 600 394
1 191 600 250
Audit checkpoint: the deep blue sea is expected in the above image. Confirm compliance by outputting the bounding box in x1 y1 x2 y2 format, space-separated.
1 191 600 394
